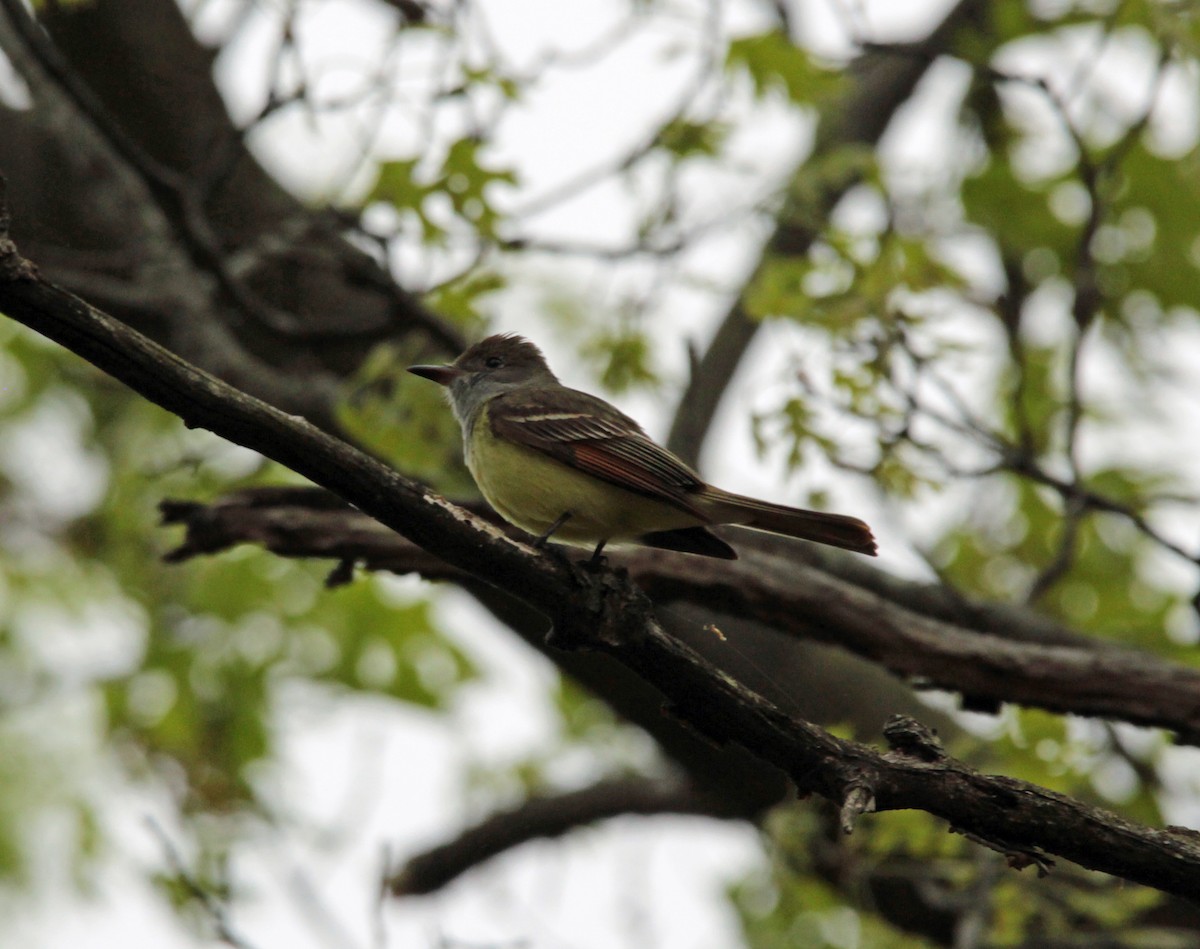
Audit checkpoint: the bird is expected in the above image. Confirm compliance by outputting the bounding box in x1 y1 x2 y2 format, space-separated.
409 333 876 561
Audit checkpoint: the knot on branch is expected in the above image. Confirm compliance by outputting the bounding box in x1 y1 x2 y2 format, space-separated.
883 714 946 762
838 778 877 834
0 219 37 281
545 558 653 652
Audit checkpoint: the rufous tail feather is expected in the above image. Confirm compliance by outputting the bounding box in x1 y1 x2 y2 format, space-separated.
701 487 877 556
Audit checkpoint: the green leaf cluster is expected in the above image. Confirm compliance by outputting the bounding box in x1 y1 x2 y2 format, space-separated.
338 338 475 493
367 139 517 244
656 117 729 160
581 326 659 394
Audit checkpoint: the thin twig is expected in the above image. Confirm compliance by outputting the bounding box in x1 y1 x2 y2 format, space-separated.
145 818 258 949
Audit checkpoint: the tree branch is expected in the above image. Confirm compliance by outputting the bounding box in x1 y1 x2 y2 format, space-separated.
2 226 1199 902
637 548 1200 743
387 776 727 897
159 487 1200 743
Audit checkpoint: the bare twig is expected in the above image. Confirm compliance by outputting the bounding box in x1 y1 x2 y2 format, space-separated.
146 819 257 949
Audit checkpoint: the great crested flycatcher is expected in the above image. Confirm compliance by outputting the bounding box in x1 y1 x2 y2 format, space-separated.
409 334 877 560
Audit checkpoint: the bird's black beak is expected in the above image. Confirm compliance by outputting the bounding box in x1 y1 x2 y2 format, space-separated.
408 364 464 387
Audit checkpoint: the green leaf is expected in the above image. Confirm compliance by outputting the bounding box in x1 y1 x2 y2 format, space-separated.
1102 144 1200 313
367 139 517 242
581 328 658 393
726 31 841 104
367 159 446 245
656 118 728 159
423 269 504 331
961 160 1076 267
441 138 518 238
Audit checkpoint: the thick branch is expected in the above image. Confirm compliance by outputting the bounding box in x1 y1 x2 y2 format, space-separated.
2 234 1199 901
639 548 1200 743
388 776 727 897
160 489 1200 743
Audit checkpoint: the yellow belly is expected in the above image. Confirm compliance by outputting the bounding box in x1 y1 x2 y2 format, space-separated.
466 422 700 546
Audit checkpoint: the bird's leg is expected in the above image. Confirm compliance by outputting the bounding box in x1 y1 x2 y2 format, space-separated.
532 514 609 571
532 511 572 549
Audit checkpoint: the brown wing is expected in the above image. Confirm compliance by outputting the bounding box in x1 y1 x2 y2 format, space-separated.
488 386 709 518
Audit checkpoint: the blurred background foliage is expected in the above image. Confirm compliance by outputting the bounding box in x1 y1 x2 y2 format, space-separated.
1 0 1200 946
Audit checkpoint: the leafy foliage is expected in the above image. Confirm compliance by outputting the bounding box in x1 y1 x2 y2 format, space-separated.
368 139 517 244
0 324 476 876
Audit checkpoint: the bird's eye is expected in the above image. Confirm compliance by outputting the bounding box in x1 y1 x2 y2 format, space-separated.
484 356 503 368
